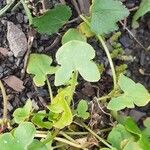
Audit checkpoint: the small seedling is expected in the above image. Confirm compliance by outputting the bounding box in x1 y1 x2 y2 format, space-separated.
76 100 90 120
107 74 150 111
13 99 32 124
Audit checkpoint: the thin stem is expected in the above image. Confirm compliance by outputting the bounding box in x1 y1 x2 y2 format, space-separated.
65 131 88 135
67 71 78 104
59 131 77 143
0 80 8 124
80 15 117 90
46 77 53 101
98 95 111 102
97 35 117 89
71 71 78 96
20 0 33 25
82 123 113 149
0 0 15 16
54 137 87 149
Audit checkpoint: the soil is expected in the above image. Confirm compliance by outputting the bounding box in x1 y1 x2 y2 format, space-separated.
0 0 150 135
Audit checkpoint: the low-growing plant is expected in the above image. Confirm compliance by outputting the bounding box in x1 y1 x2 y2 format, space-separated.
0 0 150 149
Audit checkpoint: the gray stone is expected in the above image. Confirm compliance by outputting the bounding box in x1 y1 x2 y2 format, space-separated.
16 13 24 24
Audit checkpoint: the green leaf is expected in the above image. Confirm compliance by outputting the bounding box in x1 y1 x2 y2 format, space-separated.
132 0 150 28
0 133 23 150
62 28 86 44
32 5 71 35
31 111 53 129
76 100 90 119
14 122 36 148
13 99 32 123
48 87 73 129
108 74 150 111
28 139 48 150
124 117 150 150
108 124 133 149
142 117 150 138
55 40 100 86
90 0 129 35
123 141 142 150
78 22 94 38
27 53 56 86
0 122 36 150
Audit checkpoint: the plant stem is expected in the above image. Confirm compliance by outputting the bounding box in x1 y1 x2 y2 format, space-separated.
65 131 88 135
71 71 78 95
60 131 77 143
0 0 15 16
97 35 117 89
68 71 78 104
46 77 53 101
54 137 87 149
80 15 117 90
20 0 33 25
0 80 8 124
82 123 113 149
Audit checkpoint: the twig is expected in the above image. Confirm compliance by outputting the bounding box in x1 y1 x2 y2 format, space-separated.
21 29 35 79
82 123 113 149
59 0 66 4
54 137 87 149
71 0 81 15
0 0 15 16
119 21 146 50
0 80 8 125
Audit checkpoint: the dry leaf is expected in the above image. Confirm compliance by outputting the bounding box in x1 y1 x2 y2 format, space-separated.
7 21 27 57
3 75 25 92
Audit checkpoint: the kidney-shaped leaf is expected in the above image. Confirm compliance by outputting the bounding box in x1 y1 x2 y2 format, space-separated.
13 99 32 124
27 54 56 86
55 40 100 86
0 122 36 150
108 74 150 111
32 5 71 35
76 100 90 119
90 0 129 35
0 133 23 150
14 122 36 148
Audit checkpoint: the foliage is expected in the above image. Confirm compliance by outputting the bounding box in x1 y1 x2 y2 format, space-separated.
48 87 73 129
27 54 56 86
1 0 150 149
62 28 86 44
106 117 150 150
132 0 150 28
55 40 100 86
76 100 90 119
0 122 43 150
142 117 150 138
32 5 71 35
13 99 32 124
31 111 53 129
90 0 129 35
78 22 94 38
107 74 150 111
